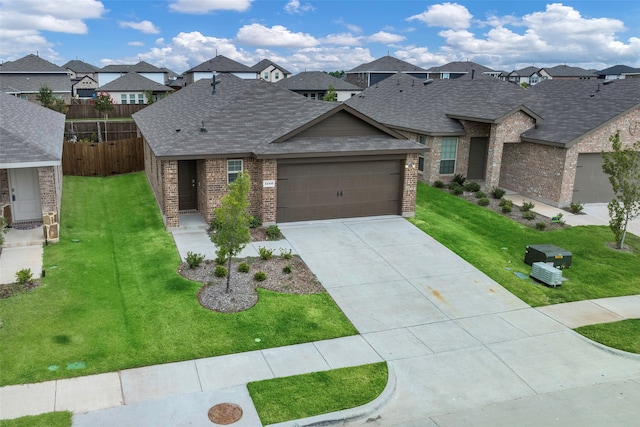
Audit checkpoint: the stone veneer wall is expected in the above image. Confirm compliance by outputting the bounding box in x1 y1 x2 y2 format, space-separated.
402 153 419 217
0 170 9 206
162 160 179 228
259 159 278 224
38 165 63 217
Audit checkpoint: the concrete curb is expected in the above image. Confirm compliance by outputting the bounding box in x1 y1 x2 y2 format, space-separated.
265 363 396 427
574 330 640 361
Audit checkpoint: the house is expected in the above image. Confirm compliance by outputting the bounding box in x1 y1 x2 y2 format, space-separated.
96 61 168 87
275 71 362 101
0 92 65 228
71 75 99 99
183 55 254 85
132 74 425 228
597 65 640 80
96 72 173 104
62 59 99 81
346 73 640 207
345 55 428 88
426 61 499 80
506 66 543 86
251 59 291 82
0 54 71 103
539 65 597 81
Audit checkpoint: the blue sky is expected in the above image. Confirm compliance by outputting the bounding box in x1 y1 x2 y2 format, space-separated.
1 0 639 73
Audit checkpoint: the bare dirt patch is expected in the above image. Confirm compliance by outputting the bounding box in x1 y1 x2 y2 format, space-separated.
0 280 42 299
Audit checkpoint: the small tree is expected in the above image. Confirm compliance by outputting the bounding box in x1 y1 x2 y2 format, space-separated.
93 92 114 141
322 84 337 101
210 172 251 293
36 85 55 109
601 131 640 249
51 98 69 114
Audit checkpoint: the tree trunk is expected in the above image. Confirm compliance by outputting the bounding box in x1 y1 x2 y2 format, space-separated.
226 255 232 293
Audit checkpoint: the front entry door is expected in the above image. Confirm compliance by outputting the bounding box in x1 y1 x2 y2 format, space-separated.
178 160 197 210
468 137 489 180
9 168 42 221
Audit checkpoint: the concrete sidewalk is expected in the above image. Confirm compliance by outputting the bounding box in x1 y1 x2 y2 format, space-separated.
1 216 638 426
0 226 45 285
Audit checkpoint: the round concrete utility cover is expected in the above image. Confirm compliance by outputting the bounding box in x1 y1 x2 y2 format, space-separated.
208 403 243 424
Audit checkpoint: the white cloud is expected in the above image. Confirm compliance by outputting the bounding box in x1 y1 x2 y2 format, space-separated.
394 45 450 68
169 0 252 14
408 2 472 30
0 0 107 61
128 41 145 47
236 24 318 48
367 31 406 44
119 20 160 34
321 33 362 46
284 0 314 15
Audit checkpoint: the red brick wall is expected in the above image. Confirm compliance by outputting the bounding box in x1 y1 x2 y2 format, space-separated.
402 153 419 216
162 160 179 228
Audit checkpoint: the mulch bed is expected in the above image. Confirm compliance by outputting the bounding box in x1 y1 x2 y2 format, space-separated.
0 280 42 299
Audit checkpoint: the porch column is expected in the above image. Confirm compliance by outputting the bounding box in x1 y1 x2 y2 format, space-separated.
485 124 503 190
260 159 277 225
162 160 179 228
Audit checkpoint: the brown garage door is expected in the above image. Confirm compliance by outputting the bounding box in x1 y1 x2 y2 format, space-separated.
573 153 615 203
277 159 403 222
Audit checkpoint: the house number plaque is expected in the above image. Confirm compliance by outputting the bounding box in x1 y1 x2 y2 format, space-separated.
263 180 276 188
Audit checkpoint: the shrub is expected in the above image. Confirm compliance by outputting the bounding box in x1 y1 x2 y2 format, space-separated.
16 268 33 285
254 271 267 282
536 222 547 231
185 251 205 269
477 197 490 206
501 200 513 213
551 213 564 223
280 248 293 260
258 246 274 260
265 225 283 240
520 201 535 212
451 174 466 186
433 180 444 188
448 182 462 191
282 265 292 274
569 201 584 214
463 182 481 192
214 249 228 265
522 211 536 220
498 197 510 207
214 265 228 278
452 185 464 196
475 191 487 199
238 262 250 273
491 187 506 199
248 216 262 229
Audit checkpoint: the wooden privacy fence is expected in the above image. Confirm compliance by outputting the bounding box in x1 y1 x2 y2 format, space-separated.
65 121 138 141
62 137 145 176
67 104 147 119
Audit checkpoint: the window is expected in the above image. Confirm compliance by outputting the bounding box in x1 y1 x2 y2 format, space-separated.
439 137 458 174
129 94 135 103
138 93 144 104
442 72 450 79
275 72 280 80
418 135 427 172
263 72 269 79
529 75 539 85
227 159 243 183
121 94 127 104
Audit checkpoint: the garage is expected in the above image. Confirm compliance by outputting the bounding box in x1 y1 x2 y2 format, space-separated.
277 158 403 222
573 153 616 203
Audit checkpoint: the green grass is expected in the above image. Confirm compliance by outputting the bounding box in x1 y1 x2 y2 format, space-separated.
0 412 71 427
0 173 357 386
248 362 388 425
575 319 640 354
410 183 640 307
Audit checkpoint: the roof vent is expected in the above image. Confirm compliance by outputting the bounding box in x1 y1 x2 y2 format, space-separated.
423 79 434 86
603 79 615 85
200 121 207 132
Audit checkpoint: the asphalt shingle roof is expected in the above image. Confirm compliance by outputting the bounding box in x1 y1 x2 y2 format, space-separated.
347 56 426 73
0 92 65 165
62 60 99 73
597 65 640 76
0 74 72 94
0 54 66 73
250 59 291 75
426 61 495 74
97 73 173 92
276 71 362 91
185 55 252 73
541 65 596 78
133 74 422 158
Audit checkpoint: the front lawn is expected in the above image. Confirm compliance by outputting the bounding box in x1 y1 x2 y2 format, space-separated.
0 173 357 386
575 319 640 354
410 183 640 307
0 412 71 427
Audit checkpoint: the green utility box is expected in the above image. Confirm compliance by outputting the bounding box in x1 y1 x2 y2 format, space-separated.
524 244 572 269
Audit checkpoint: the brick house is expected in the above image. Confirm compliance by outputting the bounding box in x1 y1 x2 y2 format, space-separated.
133 74 425 228
346 73 640 207
0 54 71 104
0 92 65 230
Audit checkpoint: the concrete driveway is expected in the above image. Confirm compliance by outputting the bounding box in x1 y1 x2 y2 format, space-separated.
280 216 640 427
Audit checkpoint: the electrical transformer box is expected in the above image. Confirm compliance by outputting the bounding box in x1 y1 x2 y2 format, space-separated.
524 244 572 269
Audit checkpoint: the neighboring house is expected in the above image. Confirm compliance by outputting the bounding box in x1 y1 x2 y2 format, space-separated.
426 61 498 80
275 71 362 101
183 55 254 85
506 66 543 86
133 74 425 228
346 73 640 207
597 64 640 80
539 65 597 81
0 54 71 103
96 72 173 104
62 59 99 81
251 59 291 82
96 61 167 87
345 55 428 88
0 92 65 226
71 75 98 99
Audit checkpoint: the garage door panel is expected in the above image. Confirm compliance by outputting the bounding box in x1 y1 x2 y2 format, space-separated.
277 160 402 222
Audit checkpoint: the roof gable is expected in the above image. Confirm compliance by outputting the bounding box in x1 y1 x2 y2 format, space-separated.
347 56 426 73
186 55 252 73
250 59 291 74
98 73 173 92
276 71 362 91
62 60 99 73
0 54 66 73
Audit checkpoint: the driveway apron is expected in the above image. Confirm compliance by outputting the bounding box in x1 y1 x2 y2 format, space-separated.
280 216 640 426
